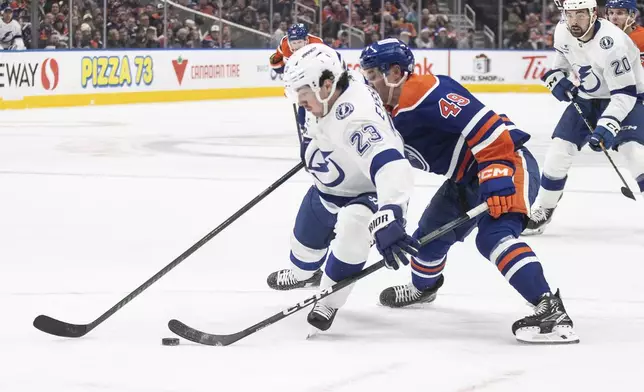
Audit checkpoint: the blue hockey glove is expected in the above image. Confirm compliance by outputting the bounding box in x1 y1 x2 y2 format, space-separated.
368 205 419 270
478 163 517 218
542 69 578 102
589 117 619 151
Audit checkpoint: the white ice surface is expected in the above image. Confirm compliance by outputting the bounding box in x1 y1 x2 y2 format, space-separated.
1 95 643 392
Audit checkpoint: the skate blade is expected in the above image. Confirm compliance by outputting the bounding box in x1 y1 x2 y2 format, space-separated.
515 325 580 345
306 326 320 340
521 227 546 236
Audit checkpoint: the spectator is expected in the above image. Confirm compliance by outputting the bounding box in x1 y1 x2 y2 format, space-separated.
175 27 190 47
221 25 233 48
507 23 528 49
332 30 350 48
399 30 412 46
139 13 150 30
146 26 160 48
272 20 287 46
433 27 456 48
415 27 433 48
92 30 103 48
367 31 380 45
44 32 60 49
259 17 270 35
107 28 121 48
503 12 521 41
457 28 474 49
203 24 221 48
119 27 130 46
522 28 544 50
133 28 147 48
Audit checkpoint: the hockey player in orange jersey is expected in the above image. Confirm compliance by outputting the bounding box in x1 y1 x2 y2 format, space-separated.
269 23 323 74
606 0 644 66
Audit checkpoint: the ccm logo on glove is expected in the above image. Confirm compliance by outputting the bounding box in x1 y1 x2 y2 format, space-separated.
478 165 514 182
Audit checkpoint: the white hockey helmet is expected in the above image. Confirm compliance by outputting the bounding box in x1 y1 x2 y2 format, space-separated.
563 0 597 37
563 0 597 11
284 43 345 115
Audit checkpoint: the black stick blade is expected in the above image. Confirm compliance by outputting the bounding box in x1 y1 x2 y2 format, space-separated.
621 186 637 200
168 319 241 346
33 315 89 338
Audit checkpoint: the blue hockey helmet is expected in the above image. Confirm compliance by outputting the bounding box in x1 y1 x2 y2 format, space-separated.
605 0 637 12
605 0 637 31
287 23 309 42
359 38 415 77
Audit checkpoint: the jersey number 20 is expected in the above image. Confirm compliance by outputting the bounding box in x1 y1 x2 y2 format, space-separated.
439 93 470 119
611 56 632 76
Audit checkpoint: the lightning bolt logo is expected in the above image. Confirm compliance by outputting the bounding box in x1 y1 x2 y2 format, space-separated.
577 65 601 94
307 149 346 188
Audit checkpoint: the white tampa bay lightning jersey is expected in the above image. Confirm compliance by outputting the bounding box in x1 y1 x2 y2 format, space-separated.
0 19 24 50
302 73 413 212
552 19 644 122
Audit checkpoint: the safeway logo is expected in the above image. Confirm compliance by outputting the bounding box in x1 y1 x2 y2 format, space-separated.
172 56 188 85
41 58 59 91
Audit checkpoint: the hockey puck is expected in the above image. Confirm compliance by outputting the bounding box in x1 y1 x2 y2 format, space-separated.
162 337 180 346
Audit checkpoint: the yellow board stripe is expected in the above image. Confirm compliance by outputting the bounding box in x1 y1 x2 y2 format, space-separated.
463 84 548 93
0 87 286 110
0 85 547 110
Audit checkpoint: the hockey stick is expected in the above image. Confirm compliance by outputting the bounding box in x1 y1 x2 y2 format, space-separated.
33 161 305 338
293 104 303 145
168 202 490 346
568 94 636 200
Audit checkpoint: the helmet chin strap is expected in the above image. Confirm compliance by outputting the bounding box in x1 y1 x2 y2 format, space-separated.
623 12 636 32
383 72 408 106
577 13 598 40
314 82 338 117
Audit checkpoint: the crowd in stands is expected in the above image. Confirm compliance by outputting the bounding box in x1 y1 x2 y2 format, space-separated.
3 0 469 49
500 0 644 49
4 0 644 50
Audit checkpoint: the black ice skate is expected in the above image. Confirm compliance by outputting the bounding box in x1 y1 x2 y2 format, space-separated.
307 302 338 331
522 205 557 236
266 269 322 291
512 290 579 344
379 275 444 308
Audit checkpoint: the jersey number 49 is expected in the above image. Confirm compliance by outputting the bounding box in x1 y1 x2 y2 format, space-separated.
439 93 470 119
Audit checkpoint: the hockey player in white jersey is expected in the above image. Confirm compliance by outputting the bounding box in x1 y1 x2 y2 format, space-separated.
266 43 418 331
0 5 25 50
524 0 644 235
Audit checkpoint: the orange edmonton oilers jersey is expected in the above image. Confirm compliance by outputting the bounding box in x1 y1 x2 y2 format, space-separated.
629 25 644 67
269 34 324 71
391 74 530 184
